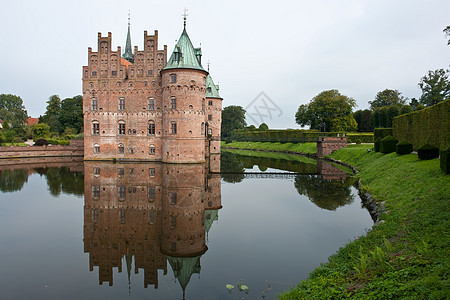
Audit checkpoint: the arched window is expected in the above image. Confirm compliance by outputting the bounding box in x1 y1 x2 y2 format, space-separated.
118 144 124 154
92 121 99 135
93 144 100 153
118 97 125 110
118 120 125 135
148 120 155 135
91 99 98 111
149 144 155 155
170 97 176 109
208 128 212 136
170 122 177 134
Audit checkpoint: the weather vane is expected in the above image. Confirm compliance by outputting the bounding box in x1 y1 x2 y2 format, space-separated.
183 8 188 28
207 60 210 72
128 10 130 25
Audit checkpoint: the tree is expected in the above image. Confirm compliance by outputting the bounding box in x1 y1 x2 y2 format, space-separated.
59 95 83 133
40 95 62 133
369 89 407 110
221 106 246 139
353 109 373 132
295 89 357 132
418 68 450 107
444 25 450 45
33 123 50 139
0 94 28 129
258 123 269 131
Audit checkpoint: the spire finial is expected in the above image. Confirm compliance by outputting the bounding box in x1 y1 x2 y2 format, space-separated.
128 10 130 26
207 60 210 72
183 8 188 28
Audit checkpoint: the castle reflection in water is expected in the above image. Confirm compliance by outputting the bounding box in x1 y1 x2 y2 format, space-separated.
83 154 222 295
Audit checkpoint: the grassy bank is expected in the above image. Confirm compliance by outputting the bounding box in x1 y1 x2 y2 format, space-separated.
277 144 449 299
221 141 317 154
222 142 448 298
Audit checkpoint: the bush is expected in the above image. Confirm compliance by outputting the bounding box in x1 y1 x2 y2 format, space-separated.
374 137 382 152
380 135 398 154
34 139 49 146
396 142 413 155
354 139 362 144
374 128 393 141
258 123 269 131
418 144 439 160
440 147 449 174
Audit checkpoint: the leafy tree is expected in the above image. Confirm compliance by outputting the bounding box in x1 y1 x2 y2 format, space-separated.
0 131 5 144
418 68 450 106
444 25 450 45
258 123 269 131
369 89 407 110
400 105 413 115
221 105 246 138
0 169 29 193
0 94 28 129
59 95 83 133
33 123 50 139
353 109 373 132
295 89 356 132
40 95 62 133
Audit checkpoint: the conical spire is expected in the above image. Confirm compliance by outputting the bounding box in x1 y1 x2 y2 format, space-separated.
123 11 134 64
206 74 222 99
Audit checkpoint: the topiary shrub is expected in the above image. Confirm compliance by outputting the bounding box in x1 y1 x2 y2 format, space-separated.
354 139 362 144
380 135 398 153
440 147 449 174
34 139 49 146
374 128 393 141
396 141 413 155
374 137 382 152
417 144 439 160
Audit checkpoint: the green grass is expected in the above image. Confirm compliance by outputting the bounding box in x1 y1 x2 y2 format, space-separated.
222 148 317 165
279 144 450 299
221 141 317 154
1 142 27 146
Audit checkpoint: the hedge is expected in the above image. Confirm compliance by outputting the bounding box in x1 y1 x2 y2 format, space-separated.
396 142 413 155
393 99 450 150
374 137 382 152
380 135 398 154
229 129 373 143
418 144 440 160
440 147 449 174
374 128 393 141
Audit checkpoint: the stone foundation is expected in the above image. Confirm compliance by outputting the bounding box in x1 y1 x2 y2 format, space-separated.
316 137 347 156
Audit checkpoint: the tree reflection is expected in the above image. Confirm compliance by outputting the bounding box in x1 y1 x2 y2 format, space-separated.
294 175 356 211
0 169 28 192
220 152 245 183
44 167 84 196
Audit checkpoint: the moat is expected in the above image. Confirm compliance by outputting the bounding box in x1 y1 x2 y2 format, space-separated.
0 152 372 299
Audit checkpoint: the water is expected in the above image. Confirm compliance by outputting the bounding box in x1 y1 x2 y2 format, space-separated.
0 152 372 299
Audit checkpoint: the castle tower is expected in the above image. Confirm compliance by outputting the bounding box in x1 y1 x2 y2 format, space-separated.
160 20 208 163
205 74 223 155
123 13 134 63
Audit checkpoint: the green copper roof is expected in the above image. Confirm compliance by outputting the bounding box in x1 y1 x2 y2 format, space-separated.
167 255 202 296
163 27 205 71
206 75 221 98
204 209 219 233
123 21 134 63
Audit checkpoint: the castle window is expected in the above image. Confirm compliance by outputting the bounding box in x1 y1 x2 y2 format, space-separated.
149 145 155 155
118 168 124 176
148 98 155 110
207 87 212 93
118 186 126 201
208 100 213 106
91 99 98 110
170 192 177 204
148 121 155 135
130 147 134 154
148 211 155 224
92 185 100 199
202 99 205 111
144 81 148 87
201 123 204 135
84 70 88 78
111 70 117 76
170 216 176 229
128 129 132 135
170 97 176 109
149 168 155 177
208 114 212 121
148 70 153 76
92 71 97 77
133 129 136 135
92 122 99 135
119 98 125 110
93 144 100 153
118 121 125 135
147 187 155 201
91 209 98 222
208 128 212 135
93 167 100 176
119 210 126 223
170 122 177 134
118 144 124 154
117 81 121 87
170 74 177 83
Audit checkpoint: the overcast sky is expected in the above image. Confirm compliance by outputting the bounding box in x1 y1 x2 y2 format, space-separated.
1 0 448 128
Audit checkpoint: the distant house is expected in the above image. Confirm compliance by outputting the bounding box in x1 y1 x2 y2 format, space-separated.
26 117 39 126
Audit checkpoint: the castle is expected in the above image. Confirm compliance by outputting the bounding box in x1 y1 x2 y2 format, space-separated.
82 17 222 163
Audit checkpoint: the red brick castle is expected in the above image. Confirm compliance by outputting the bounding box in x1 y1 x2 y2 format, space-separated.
82 16 223 163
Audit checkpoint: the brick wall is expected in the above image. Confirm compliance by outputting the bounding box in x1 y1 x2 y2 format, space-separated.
316 137 348 156
0 144 84 159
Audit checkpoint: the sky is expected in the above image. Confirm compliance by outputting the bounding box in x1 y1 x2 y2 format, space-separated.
0 0 449 128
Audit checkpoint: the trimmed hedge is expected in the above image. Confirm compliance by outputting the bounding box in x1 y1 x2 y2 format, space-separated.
374 128 393 141
374 137 382 152
396 142 413 155
418 144 440 160
229 129 373 143
440 147 449 174
380 135 398 154
393 99 450 150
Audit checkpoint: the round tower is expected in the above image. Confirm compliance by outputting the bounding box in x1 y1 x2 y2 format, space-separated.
205 74 223 155
160 24 208 163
